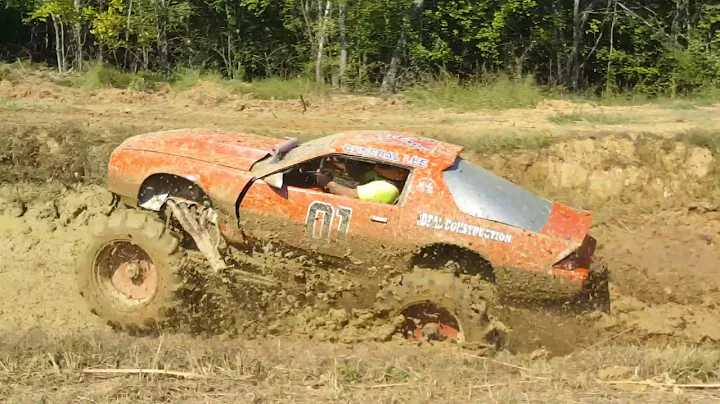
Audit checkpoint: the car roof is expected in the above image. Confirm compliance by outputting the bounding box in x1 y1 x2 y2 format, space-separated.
329 130 463 170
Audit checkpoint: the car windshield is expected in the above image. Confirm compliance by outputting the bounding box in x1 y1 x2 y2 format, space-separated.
251 134 341 174
443 157 552 232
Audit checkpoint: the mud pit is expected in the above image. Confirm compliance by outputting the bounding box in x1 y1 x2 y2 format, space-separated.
3 74 720 400
3 127 720 356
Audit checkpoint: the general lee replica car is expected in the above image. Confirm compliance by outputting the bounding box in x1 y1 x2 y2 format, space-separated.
77 129 598 345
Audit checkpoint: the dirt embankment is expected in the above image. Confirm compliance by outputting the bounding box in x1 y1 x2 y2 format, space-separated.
482 134 720 306
487 133 718 207
2 124 720 354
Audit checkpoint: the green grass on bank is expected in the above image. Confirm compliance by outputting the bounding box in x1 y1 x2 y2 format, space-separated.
4 61 720 111
403 74 546 110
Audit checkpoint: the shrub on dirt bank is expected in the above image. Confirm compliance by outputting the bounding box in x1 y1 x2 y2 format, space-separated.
56 63 162 91
404 74 546 110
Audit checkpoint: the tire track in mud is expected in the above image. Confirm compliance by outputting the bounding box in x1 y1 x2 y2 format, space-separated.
2 184 719 357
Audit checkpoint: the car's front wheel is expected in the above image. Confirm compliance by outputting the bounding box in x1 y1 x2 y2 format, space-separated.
77 209 184 332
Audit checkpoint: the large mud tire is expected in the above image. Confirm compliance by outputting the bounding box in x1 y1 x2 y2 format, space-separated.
375 268 500 347
77 209 184 333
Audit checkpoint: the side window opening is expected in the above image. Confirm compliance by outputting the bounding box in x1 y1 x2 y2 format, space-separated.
278 155 411 205
282 156 324 189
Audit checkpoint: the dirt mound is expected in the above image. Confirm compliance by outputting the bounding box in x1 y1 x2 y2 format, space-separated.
486 133 717 206
88 87 167 105
0 80 64 101
0 124 128 185
595 208 720 306
173 80 235 106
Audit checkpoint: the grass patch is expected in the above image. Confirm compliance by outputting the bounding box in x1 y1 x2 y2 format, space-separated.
0 98 34 111
169 70 325 101
239 77 322 100
1 331 719 402
445 131 563 156
169 68 225 91
547 111 636 125
675 127 720 155
56 63 160 91
577 88 720 109
0 63 15 81
405 74 545 111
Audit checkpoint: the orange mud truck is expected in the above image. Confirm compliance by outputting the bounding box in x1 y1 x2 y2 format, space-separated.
77 129 599 345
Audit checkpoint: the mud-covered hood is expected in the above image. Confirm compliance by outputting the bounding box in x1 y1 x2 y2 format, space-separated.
119 128 285 170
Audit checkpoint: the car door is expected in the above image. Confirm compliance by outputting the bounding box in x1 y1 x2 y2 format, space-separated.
237 155 403 266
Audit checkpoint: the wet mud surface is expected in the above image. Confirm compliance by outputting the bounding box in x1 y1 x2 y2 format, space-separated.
2 93 720 362
2 179 720 358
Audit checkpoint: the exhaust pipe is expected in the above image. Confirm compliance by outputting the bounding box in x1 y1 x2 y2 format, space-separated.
271 137 299 157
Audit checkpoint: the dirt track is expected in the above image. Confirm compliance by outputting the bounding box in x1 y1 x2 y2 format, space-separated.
2 74 720 402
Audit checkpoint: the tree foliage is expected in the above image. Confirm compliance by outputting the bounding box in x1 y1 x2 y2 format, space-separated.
1 0 719 95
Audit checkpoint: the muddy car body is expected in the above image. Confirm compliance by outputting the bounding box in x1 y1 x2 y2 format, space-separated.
80 128 598 344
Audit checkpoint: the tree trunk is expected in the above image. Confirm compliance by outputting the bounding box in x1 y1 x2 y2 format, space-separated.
357 51 366 88
299 0 316 57
123 0 133 68
605 0 617 94
51 15 63 73
225 0 237 78
381 0 424 93
338 1 347 88
157 0 170 78
74 0 82 71
315 0 332 85
567 0 582 90
59 19 66 73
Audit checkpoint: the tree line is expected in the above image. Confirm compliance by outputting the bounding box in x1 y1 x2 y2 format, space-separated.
1 0 719 95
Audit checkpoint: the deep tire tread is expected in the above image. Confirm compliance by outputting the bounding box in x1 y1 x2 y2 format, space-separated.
375 268 498 344
76 208 185 333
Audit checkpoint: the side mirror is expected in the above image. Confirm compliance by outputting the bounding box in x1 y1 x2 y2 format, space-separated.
264 172 284 188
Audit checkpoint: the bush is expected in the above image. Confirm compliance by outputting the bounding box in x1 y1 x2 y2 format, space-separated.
404 73 545 111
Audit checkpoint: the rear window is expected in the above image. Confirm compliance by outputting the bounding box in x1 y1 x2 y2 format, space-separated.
442 157 552 232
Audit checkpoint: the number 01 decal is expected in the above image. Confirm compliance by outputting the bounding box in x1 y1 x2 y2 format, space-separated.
305 201 353 242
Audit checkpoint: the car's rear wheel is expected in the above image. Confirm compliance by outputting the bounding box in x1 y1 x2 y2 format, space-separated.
77 209 184 332
375 268 501 348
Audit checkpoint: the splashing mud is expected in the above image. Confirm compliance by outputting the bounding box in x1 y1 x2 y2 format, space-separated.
2 181 720 357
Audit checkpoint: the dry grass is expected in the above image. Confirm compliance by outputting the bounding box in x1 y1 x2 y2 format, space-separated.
0 331 719 403
547 111 639 125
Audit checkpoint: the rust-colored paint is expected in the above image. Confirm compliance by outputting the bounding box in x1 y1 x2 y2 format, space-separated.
120 128 285 171
107 128 597 293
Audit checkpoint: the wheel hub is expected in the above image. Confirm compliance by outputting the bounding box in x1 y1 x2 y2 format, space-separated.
94 240 158 306
110 259 158 300
401 302 463 342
